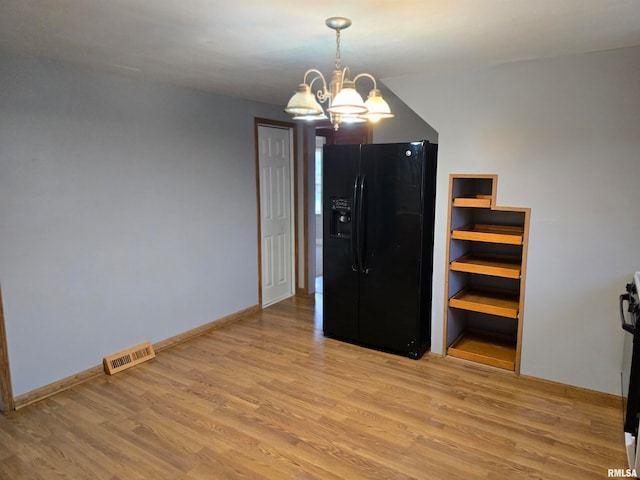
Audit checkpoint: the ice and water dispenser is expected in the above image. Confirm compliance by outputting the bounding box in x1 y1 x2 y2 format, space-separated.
329 197 352 238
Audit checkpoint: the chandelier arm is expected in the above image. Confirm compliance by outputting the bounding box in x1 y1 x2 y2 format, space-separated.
302 68 330 100
352 72 378 90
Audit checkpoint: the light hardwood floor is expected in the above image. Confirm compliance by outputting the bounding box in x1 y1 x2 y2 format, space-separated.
0 295 627 479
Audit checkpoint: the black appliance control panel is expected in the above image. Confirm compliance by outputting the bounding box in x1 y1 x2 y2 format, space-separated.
329 197 352 238
331 198 351 211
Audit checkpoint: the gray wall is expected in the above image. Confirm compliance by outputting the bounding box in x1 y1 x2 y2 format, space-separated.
384 46 640 394
0 51 290 396
372 82 438 144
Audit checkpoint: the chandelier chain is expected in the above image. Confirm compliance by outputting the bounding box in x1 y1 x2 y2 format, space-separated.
335 28 341 71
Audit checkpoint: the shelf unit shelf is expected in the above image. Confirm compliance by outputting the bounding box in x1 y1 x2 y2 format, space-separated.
451 224 524 245
449 288 519 319
450 254 521 279
453 196 492 208
443 174 529 374
448 331 517 370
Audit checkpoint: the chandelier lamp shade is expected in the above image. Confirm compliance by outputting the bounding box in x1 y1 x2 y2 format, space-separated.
285 17 394 131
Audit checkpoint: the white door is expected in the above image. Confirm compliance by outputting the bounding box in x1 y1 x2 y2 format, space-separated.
258 124 294 307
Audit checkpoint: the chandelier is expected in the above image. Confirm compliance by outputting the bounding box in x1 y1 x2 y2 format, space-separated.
285 17 394 131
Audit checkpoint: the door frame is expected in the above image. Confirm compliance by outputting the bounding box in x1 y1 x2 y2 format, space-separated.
254 118 298 307
0 283 15 412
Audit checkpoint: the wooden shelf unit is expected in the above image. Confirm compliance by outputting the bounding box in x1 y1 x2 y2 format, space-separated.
443 175 530 373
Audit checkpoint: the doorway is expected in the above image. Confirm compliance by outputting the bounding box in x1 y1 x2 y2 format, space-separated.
255 120 297 307
310 125 371 294
314 135 326 294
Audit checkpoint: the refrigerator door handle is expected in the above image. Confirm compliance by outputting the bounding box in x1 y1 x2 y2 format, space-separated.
351 175 360 272
358 175 368 274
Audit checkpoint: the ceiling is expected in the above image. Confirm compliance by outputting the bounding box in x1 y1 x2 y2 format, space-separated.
1 0 639 106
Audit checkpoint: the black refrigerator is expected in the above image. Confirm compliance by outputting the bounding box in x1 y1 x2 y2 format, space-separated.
322 140 437 359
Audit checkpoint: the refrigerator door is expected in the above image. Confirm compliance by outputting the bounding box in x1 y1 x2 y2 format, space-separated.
322 144 361 341
358 141 436 357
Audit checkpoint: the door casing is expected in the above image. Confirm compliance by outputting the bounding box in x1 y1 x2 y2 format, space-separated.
0 283 15 412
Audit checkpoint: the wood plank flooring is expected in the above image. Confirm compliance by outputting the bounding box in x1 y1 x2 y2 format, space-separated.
0 295 628 479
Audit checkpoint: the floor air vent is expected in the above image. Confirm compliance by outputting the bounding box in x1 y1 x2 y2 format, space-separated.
103 342 156 375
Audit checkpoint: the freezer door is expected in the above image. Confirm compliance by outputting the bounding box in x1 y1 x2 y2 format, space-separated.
357 142 435 357
322 144 360 341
